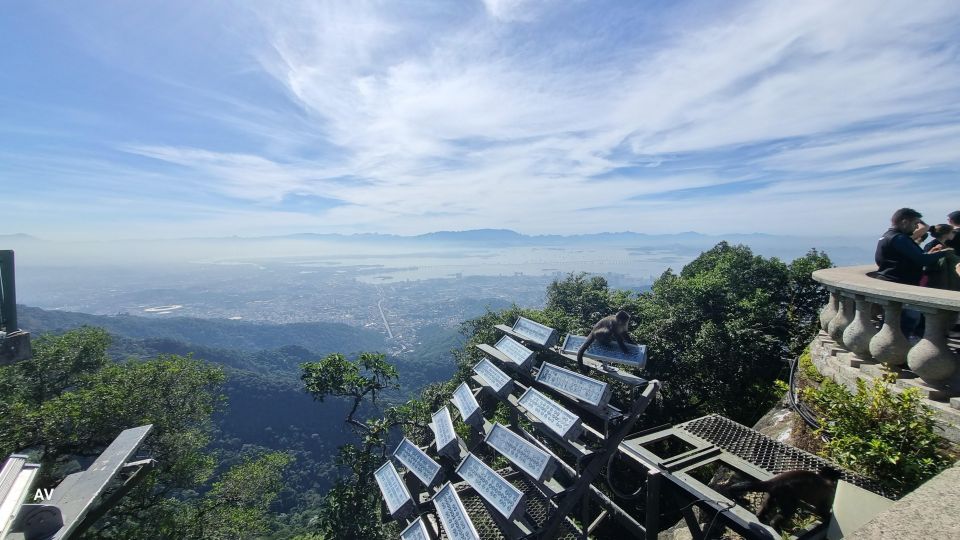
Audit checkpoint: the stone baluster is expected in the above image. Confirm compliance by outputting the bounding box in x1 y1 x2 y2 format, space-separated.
819 290 839 332
828 295 855 347
907 309 958 384
843 295 878 361
869 301 910 367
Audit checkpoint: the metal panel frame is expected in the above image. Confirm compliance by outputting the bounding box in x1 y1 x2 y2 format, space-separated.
432 482 480 540
484 423 555 483
49 424 153 540
0 455 39 538
430 406 459 458
455 454 526 521
535 362 611 409
517 388 582 441
510 317 558 348
451 382 482 426
560 334 647 371
473 358 512 397
374 461 414 518
393 438 442 488
494 336 535 370
400 516 434 540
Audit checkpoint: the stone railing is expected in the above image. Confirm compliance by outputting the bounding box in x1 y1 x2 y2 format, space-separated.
813 265 960 399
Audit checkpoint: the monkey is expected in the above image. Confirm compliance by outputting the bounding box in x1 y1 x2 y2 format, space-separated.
725 467 843 530
576 310 634 369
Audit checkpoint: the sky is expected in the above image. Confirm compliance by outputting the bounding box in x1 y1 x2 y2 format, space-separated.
2 0 960 240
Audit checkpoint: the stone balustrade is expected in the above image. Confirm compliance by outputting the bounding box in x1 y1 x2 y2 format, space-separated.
813 265 960 400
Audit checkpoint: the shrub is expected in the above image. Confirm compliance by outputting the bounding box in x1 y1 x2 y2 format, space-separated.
806 377 951 494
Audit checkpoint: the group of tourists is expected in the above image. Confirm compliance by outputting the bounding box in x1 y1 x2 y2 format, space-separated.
873 208 960 338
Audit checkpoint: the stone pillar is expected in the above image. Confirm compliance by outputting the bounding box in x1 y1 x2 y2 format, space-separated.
843 295 878 360
819 290 839 332
828 295 855 347
869 301 910 367
908 309 958 383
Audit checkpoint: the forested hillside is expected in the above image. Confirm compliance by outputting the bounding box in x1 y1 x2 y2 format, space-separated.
18 306 388 353
13 306 463 537
4 243 847 538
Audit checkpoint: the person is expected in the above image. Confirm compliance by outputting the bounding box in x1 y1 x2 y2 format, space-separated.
874 208 951 338
948 211 960 250
924 224 956 253
875 209 949 285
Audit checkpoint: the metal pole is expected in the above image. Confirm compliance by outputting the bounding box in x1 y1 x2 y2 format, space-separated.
0 250 17 332
645 469 661 540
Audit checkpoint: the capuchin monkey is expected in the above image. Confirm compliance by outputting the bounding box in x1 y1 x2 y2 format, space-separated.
576 310 633 368
726 467 842 529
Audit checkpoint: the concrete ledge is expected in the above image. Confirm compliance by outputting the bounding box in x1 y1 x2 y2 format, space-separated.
848 463 960 539
813 265 960 311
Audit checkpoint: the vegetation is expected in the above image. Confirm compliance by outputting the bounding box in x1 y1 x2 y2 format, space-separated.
299 352 413 540
7 241 955 538
0 327 291 539
528 243 833 424
17 305 387 354
307 243 836 537
14 304 464 538
798 354 953 494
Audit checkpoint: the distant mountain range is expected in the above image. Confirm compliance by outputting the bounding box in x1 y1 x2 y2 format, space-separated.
223 228 784 245
3 228 876 267
3 229 833 245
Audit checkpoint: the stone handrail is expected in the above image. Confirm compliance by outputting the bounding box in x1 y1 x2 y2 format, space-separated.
813 265 960 394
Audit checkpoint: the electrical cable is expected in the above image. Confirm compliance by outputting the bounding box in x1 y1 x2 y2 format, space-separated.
661 497 737 539
604 450 644 499
788 355 824 435
701 500 736 539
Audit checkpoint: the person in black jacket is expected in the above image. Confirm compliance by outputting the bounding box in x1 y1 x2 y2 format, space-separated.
874 208 951 338
875 208 949 285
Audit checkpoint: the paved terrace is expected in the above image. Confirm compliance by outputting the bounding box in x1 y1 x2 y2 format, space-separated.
811 265 960 441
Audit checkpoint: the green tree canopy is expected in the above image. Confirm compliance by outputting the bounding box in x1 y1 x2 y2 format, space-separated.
0 327 292 539
634 243 831 422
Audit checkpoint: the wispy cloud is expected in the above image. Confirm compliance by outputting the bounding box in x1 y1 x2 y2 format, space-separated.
4 0 960 239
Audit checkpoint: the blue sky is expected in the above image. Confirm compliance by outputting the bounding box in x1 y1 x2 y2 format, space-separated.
2 0 960 240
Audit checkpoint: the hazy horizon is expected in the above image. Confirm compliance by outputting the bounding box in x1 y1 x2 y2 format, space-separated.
2 229 876 268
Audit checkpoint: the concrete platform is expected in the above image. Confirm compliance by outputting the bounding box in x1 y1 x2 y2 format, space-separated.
848 463 960 539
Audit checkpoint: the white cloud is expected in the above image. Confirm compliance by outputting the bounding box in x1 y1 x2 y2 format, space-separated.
11 0 960 238
480 0 552 22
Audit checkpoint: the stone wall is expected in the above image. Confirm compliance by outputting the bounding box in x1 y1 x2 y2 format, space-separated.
809 331 960 443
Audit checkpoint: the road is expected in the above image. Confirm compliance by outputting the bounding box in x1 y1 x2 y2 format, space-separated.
376 286 394 338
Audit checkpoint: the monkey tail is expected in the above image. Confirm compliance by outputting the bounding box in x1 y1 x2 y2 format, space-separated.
576 335 595 368
819 467 843 481
726 480 763 494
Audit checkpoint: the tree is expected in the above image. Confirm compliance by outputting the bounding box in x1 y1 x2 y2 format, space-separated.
0 327 292 539
536 243 832 425
301 352 413 540
302 352 399 430
632 243 830 423
545 273 634 331
188 451 293 539
786 249 833 355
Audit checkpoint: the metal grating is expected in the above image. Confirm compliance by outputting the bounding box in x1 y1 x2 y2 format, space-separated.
435 469 579 540
678 414 896 499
